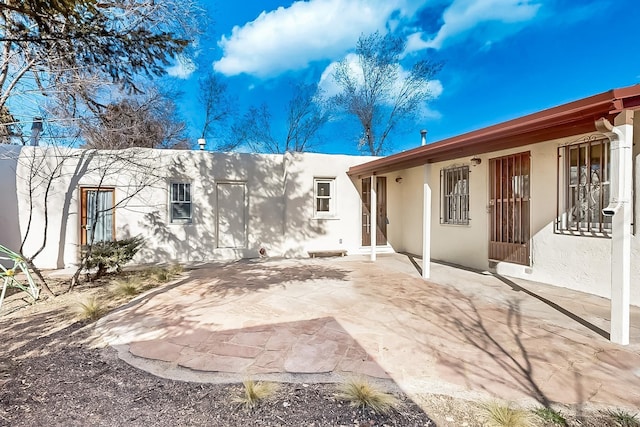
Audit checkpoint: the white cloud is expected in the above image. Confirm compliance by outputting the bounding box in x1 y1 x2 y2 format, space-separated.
318 54 443 105
167 56 196 79
214 0 427 78
406 0 542 52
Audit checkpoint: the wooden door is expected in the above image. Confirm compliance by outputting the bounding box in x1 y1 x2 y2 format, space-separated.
361 177 387 246
489 153 530 265
80 187 115 245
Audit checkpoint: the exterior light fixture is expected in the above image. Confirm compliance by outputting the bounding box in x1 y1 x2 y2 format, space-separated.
197 138 206 151
470 156 482 166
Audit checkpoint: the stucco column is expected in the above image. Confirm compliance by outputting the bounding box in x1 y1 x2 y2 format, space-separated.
597 111 633 345
422 164 431 279
370 175 377 261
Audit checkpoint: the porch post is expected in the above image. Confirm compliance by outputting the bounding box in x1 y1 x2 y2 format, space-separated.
597 111 633 345
370 175 377 261
422 164 431 279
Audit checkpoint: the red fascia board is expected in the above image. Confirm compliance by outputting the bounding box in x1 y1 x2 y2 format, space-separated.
348 86 640 177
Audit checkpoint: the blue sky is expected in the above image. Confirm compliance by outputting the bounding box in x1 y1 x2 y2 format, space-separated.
166 0 640 155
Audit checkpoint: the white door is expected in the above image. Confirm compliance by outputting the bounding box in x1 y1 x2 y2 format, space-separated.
216 182 247 248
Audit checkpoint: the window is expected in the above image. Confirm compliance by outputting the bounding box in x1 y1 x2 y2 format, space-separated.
170 182 192 223
314 178 336 218
80 188 115 245
557 138 610 234
441 166 469 225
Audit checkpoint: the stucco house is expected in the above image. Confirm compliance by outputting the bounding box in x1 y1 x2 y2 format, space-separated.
349 84 640 345
0 84 639 344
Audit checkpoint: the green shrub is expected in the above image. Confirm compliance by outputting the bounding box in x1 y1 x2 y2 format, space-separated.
603 409 640 427
84 236 144 278
533 407 567 426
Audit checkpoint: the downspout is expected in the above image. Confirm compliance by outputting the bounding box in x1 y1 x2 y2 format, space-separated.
595 111 634 345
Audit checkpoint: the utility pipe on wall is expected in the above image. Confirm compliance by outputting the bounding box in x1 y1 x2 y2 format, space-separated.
595 111 634 345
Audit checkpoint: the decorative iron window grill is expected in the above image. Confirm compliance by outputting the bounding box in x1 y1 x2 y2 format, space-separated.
441 165 470 225
557 137 611 235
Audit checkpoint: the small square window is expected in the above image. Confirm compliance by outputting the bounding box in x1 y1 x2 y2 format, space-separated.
314 178 336 218
170 182 192 223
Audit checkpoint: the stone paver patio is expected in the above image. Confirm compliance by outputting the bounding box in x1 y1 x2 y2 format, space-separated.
97 254 640 411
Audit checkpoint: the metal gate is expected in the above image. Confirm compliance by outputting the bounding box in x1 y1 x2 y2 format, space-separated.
489 152 530 265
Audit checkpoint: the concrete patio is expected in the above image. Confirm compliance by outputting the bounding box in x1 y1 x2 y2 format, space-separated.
96 254 640 411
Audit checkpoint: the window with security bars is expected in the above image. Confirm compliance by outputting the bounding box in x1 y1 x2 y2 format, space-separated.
557 138 611 235
441 166 469 225
170 182 192 223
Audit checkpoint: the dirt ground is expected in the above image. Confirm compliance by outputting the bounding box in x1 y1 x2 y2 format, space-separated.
0 270 631 427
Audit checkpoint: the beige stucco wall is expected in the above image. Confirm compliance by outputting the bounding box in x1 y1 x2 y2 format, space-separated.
0 146 373 270
387 129 640 305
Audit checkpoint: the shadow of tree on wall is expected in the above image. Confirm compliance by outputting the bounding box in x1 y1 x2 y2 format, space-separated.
134 151 327 263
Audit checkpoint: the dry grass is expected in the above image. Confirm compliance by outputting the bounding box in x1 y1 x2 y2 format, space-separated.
481 401 532 427
75 296 105 321
110 278 142 298
232 379 279 410
603 409 640 427
334 378 399 414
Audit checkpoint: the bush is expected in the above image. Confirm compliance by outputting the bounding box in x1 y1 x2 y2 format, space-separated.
84 236 144 278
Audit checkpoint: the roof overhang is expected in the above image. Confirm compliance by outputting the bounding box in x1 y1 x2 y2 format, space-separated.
348 85 640 178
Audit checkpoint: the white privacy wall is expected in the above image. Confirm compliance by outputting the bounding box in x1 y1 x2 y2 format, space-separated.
0 146 373 269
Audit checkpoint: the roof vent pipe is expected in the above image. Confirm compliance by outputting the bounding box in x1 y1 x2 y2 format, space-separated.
420 129 427 146
30 117 43 146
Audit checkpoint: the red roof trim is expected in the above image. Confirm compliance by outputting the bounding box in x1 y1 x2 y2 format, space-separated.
348 85 640 178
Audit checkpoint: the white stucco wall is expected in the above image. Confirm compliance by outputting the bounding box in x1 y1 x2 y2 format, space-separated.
282 152 377 256
0 146 373 269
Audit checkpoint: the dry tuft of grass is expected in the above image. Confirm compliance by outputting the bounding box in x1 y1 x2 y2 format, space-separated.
232 379 279 410
110 278 141 298
603 409 640 427
168 263 184 275
481 401 532 427
75 296 105 321
335 378 399 414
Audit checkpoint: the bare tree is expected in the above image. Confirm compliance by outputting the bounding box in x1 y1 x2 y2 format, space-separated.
229 83 328 154
198 72 236 150
68 148 164 290
80 88 190 150
0 0 202 145
333 31 441 155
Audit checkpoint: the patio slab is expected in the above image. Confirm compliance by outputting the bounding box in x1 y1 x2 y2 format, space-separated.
96 254 640 411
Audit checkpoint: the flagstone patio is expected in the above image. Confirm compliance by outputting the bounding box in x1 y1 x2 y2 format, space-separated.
96 254 640 411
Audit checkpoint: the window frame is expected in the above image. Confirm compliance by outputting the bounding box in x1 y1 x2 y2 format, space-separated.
440 165 470 225
556 138 611 236
313 177 337 219
169 182 193 224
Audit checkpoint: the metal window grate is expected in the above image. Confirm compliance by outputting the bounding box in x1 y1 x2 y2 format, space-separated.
441 166 469 225
556 138 611 235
